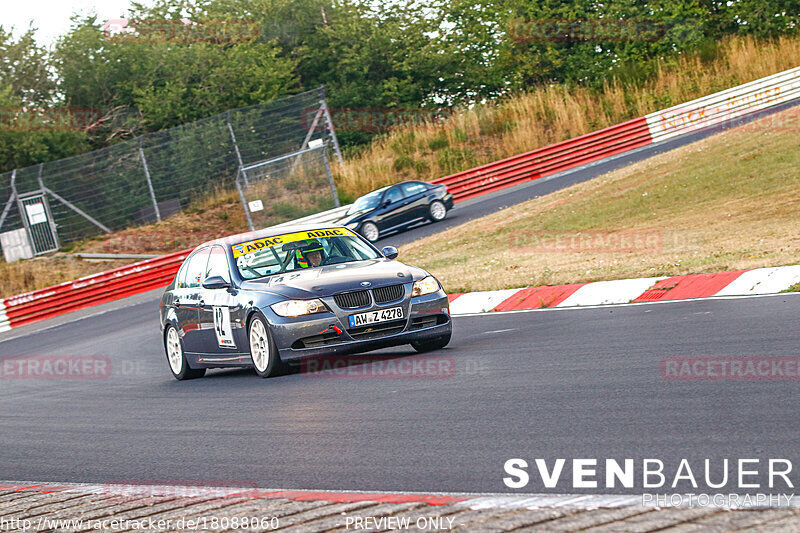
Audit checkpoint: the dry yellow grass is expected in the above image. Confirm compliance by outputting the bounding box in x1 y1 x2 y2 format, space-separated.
400 106 800 293
333 34 800 199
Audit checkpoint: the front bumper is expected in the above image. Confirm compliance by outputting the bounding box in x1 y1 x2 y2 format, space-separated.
267 288 451 362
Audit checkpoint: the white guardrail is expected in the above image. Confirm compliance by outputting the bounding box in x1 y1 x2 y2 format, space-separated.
0 301 9 332
645 66 800 142
271 204 353 229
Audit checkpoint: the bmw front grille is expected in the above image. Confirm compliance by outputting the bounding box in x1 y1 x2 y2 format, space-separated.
333 290 371 309
372 284 404 304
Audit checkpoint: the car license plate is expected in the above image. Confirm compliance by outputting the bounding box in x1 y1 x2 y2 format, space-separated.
348 307 404 327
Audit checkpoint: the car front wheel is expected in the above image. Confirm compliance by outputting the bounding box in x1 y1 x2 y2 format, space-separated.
411 331 452 353
428 200 447 222
249 313 287 378
360 221 379 242
165 324 206 380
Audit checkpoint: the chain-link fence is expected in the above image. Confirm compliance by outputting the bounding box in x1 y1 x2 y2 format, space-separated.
0 87 342 260
236 144 340 231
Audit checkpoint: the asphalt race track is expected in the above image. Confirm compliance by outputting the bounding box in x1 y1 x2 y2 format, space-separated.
2 293 799 494
3 106 800 497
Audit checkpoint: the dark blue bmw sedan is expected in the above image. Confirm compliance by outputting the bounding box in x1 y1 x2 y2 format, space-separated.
159 225 452 380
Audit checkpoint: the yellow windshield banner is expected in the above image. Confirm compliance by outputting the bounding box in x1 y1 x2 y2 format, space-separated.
232 228 356 258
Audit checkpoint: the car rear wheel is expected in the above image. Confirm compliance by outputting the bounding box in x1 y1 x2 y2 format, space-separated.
411 331 451 353
165 325 206 380
361 221 379 242
429 200 447 222
249 313 287 378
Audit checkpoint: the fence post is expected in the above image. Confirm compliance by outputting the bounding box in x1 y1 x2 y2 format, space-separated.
138 139 161 222
38 163 61 250
227 110 248 186
321 147 340 208
320 86 343 165
0 169 17 232
235 170 255 231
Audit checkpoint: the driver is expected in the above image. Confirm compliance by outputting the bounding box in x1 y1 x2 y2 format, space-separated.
295 240 325 268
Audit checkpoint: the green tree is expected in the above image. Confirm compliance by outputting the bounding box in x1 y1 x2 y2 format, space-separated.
54 9 297 139
0 27 89 173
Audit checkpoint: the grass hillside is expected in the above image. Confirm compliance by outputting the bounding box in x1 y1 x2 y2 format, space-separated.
400 106 800 293
332 35 800 199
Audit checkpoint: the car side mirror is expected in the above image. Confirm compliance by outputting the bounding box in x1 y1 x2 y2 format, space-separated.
381 246 398 260
382 199 391 207
202 275 231 290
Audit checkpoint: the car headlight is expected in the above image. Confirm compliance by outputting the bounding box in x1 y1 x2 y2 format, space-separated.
411 276 440 297
271 299 329 317
345 222 360 230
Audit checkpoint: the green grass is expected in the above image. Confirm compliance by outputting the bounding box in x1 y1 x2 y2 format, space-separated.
400 106 800 293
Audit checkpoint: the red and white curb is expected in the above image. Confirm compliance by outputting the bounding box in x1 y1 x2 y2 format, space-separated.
0 301 9 333
0 482 796 511
448 265 800 315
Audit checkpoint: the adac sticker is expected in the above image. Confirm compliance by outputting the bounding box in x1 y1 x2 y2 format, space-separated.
232 228 355 258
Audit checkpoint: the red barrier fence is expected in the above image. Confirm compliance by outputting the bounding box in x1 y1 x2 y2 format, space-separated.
432 117 652 202
0 249 190 330
2 65 799 331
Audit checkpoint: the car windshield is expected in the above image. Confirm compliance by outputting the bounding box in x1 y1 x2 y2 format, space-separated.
233 228 382 280
346 188 386 215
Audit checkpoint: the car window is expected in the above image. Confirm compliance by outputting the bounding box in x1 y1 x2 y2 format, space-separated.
401 182 427 197
176 262 189 288
233 228 381 280
384 186 404 205
183 248 210 288
346 188 387 215
205 245 230 283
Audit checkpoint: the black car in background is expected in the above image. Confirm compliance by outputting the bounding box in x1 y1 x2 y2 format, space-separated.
339 181 454 242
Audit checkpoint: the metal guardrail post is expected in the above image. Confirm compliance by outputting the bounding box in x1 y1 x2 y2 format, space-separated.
138 139 161 222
